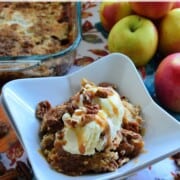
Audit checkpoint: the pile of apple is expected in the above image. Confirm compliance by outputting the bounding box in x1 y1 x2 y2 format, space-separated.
99 2 180 113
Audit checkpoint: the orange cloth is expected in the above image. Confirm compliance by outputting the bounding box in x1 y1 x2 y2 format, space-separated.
0 105 19 153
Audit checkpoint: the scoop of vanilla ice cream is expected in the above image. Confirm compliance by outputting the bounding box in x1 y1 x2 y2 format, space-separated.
60 80 125 155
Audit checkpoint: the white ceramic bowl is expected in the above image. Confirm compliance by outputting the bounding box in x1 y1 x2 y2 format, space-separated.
2 53 180 180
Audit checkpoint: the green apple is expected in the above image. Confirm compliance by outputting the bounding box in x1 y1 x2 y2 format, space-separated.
108 15 158 67
159 8 180 55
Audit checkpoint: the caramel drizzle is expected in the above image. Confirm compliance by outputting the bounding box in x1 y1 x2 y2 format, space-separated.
74 127 85 154
96 113 111 148
76 113 111 154
109 99 119 117
72 85 120 154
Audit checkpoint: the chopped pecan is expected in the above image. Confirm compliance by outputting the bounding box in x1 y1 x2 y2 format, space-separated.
44 106 66 122
85 104 99 114
98 82 117 90
40 119 63 135
36 101 51 120
64 119 78 128
95 89 108 98
54 131 66 149
122 121 142 134
40 134 54 150
95 88 113 98
40 106 66 135
117 129 144 158
83 91 93 104
66 101 78 115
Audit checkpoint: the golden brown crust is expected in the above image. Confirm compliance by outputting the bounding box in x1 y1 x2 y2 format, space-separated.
47 147 120 176
0 2 74 56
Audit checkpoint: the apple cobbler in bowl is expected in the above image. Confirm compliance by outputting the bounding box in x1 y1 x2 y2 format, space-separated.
2 53 180 179
35 79 144 176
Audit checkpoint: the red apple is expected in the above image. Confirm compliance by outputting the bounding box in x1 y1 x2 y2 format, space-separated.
155 53 180 112
130 2 174 19
99 1 132 32
173 1 180 9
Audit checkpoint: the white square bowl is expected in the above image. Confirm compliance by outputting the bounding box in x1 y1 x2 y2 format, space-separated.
1 53 180 180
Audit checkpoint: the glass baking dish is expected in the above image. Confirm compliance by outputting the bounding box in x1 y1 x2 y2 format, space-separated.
0 2 81 87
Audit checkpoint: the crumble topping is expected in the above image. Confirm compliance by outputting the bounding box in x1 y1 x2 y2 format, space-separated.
0 2 74 56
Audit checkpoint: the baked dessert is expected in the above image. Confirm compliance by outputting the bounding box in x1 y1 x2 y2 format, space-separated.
0 2 79 87
36 79 144 176
0 2 74 56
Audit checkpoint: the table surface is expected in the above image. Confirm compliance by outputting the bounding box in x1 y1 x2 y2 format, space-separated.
0 2 179 180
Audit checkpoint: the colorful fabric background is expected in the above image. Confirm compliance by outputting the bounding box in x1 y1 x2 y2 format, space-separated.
0 2 179 179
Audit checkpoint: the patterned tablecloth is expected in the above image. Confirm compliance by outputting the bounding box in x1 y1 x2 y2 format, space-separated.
0 2 179 180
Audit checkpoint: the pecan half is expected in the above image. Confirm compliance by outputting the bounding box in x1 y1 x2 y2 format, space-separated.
95 88 113 98
85 104 99 114
98 82 117 90
36 101 51 120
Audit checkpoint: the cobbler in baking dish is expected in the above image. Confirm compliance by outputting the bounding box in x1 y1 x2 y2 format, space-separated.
36 79 144 176
0 2 75 56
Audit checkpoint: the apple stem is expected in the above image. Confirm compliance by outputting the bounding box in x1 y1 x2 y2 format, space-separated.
130 17 142 32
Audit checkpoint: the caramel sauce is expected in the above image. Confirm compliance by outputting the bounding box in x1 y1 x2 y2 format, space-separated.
103 123 111 148
71 87 122 154
80 114 94 127
99 98 119 119
101 104 111 118
74 110 84 116
109 99 119 117
79 144 85 154
75 113 112 154
95 113 111 147
75 128 85 154
94 115 107 129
